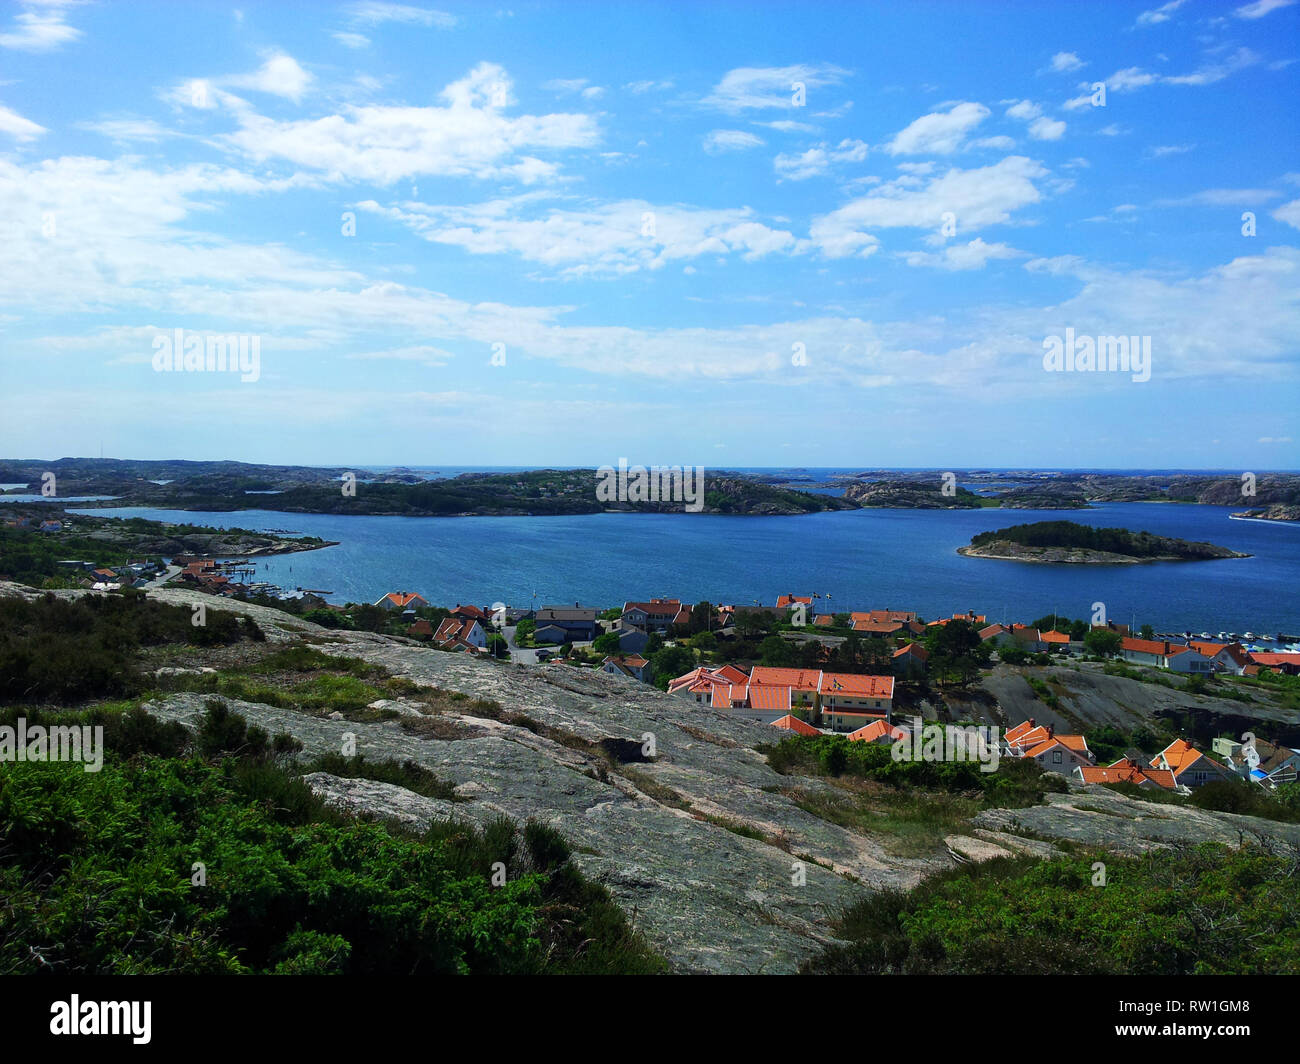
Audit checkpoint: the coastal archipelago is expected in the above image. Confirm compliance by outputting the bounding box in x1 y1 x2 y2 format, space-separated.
1 458 1298 519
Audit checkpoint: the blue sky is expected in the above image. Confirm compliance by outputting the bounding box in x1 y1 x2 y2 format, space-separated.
1 0 1297 469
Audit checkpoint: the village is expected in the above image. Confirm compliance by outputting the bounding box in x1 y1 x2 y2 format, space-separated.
14 510 1299 804
170 562 1300 798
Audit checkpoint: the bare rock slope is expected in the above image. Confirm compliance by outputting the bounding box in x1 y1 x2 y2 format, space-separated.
7 581 1300 973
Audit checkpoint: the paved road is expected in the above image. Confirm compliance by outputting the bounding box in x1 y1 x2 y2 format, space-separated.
504 625 540 664
142 564 183 590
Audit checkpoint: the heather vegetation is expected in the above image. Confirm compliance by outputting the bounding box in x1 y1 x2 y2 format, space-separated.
805 844 1300 974
0 700 664 975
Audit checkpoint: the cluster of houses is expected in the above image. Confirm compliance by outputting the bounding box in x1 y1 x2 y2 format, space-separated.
2 515 63 533
373 587 1300 688
668 663 896 732
755 707 1296 796
52 558 164 591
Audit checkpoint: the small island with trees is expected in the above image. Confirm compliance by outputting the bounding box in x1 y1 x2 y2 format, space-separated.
957 520 1251 564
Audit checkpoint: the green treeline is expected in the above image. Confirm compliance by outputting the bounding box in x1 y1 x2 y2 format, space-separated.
972 520 1212 558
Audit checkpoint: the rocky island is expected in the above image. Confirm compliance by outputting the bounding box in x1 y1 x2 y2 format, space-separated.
958 520 1251 564
1231 504 1300 523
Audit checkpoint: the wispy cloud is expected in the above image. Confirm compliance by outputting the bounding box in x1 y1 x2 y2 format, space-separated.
1235 0 1296 18
0 102 45 141
702 129 764 154
1135 0 1188 27
0 0 82 52
702 64 849 113
344 2 456 28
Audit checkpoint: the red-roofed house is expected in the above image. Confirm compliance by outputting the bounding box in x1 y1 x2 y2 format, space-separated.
376 591 429 612
1151 739 1233 790
1120 637 1212 673
433 617 486 652
621 598 684 633
407 618 434 641
1249 652 1300 676
1075 757 1176 790
1021 736 1094 775
1004 719 1094 774
1188 641 1251 675
771 714 820 737
818 672 894 731
1040 629 1073 653
749 666 822 708
852 618 903 634
776 594 813 608
668 665 750 703
602 654 649 682
848 719 908 745
892 642 929 678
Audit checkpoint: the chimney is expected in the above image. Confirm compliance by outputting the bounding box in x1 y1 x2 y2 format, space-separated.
1047 724 1054 738
1028 718 1036 729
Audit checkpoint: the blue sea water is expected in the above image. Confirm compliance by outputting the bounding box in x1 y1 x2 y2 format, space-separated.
70 500 1300 635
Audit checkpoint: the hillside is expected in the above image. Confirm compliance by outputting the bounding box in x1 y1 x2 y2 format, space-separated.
3 581 1297 973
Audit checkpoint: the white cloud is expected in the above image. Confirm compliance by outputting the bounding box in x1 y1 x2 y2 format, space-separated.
357 195 800 276
810 156 1048 256
973 135 1016 150
1028 116 1066 140
1150 143 1194 156
1136 0 1187 26
773 138 867 180
345 2 456 27
1163 47 1260 86
226 53 315 102
1005 100 1042 121
333 31 371 48
2 148 1296 395
218 64 599 185
624 80 673 94
543 78 588 94
887 102 989 155
703 129 764 154
760 119 818 133
346 344 455 366
901 238 1024 271
0 102 46 141
702 64 849 112
543 79 604 100
1272 198 1300 229
80 117 181 142
1235 0 1295 17
1049 52 1084 72
1108 67 1160 91
0 1 82 52
1157 188 1281 206
1005 100 1066 141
